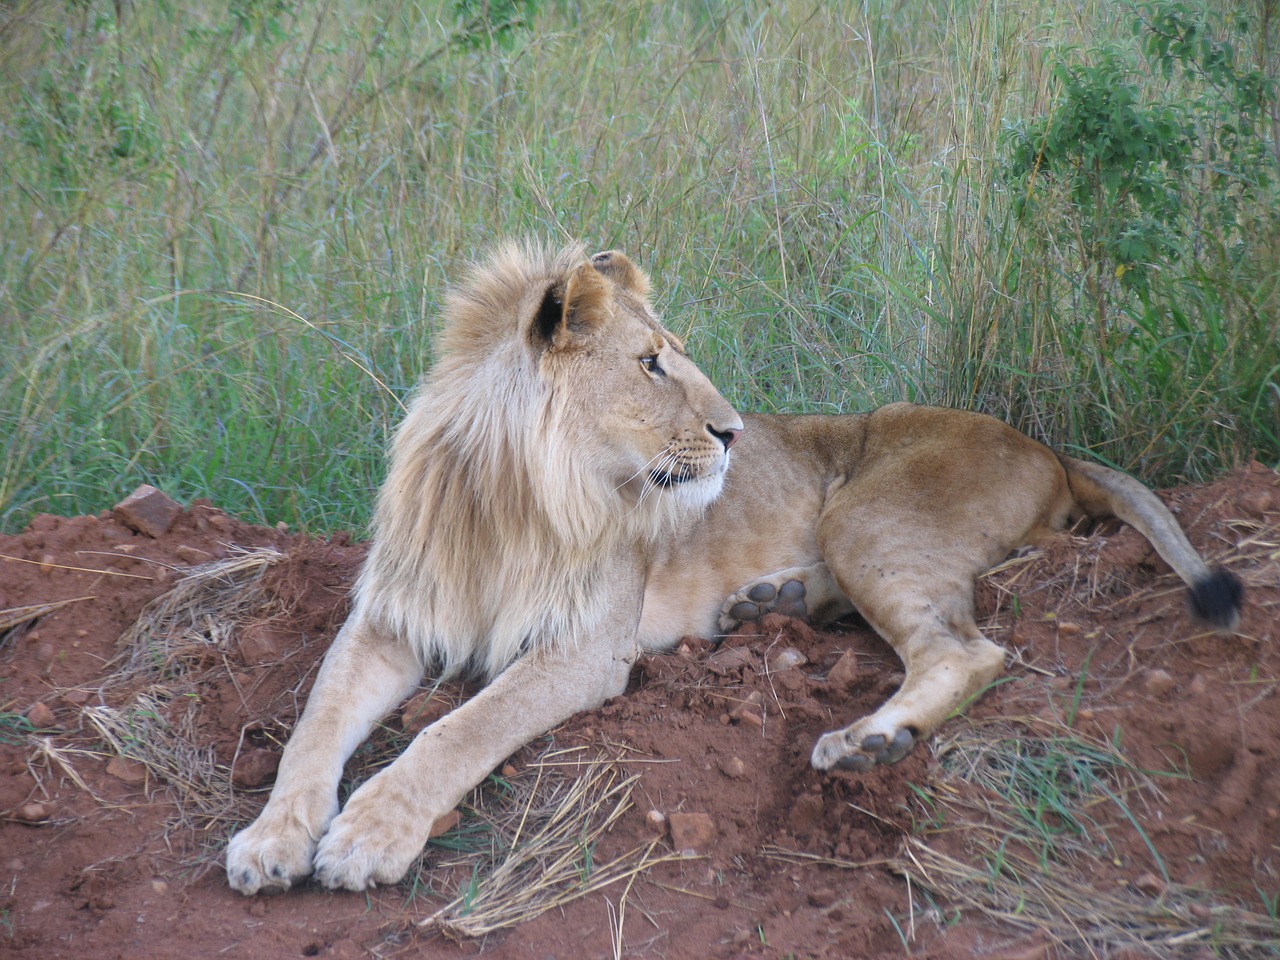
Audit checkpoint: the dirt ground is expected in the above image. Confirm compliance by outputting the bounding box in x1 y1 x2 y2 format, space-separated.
2 462 1278 959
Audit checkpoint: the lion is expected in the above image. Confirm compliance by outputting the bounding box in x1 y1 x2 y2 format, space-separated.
226 242 1241 894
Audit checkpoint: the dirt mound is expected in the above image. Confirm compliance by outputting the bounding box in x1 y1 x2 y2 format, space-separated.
2 465 1278 959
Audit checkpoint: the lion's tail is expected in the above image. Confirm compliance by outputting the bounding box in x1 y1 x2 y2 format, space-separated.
1060 456 1243 631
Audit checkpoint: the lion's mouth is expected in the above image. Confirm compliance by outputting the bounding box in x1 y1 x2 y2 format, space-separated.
648 465 696 487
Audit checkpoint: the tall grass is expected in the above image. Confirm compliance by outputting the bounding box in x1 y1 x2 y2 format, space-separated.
2 0 1276 533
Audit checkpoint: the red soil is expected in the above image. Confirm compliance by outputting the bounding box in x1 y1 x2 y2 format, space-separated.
2 463 1278 959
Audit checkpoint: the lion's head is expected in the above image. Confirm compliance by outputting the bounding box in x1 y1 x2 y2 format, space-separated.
357 242 742 677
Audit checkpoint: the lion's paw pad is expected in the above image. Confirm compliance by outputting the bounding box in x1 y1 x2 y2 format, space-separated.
836 728 915 771
724 579 807 625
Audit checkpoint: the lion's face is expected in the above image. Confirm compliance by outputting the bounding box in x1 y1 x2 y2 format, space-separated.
533 251 743 515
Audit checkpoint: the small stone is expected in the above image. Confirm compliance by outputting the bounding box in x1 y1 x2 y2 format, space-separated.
708 645 755 676
789 793 825 832
768 646 807 671
150 878 169 894
826 650 859 689
232 748 281 788
1057 621 1082 636
237 623 292 666
175 545 213 565
718 756 747 780
1143 668 1177 698
1133 872 1166 896
1188 674 1208 696
668 812 716 854
730 691 765 727
25 702 55 728
807 887 837 909
106 756 148 783
112 484 182 538
15 802 51 823
428 809 461 839
500 764 517 779
61 688 91 705
645 809 667 834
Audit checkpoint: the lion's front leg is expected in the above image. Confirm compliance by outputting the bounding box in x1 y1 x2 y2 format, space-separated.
311 633 636 891
226 613 421 895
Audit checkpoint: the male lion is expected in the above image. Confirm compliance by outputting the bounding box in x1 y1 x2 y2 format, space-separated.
227 242 1241 894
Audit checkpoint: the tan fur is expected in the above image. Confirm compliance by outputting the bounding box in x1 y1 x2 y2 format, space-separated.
227 244 1236 895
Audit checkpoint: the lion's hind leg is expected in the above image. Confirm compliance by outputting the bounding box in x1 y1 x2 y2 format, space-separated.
810 494 1012 773
808 588 1005 771
718 562 855 631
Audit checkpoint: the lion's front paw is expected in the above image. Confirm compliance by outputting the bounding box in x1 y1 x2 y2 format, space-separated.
810 723 916 773
227 804 331 895
312 778 429 891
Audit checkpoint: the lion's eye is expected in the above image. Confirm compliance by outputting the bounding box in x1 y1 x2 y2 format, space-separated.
640 354 665 377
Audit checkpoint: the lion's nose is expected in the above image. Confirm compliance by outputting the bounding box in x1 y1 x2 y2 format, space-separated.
709 425 742 451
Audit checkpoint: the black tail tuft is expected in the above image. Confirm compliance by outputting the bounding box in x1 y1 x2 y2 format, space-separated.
1188 569 1243 631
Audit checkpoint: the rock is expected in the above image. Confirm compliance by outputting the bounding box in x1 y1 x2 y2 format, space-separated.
1143 668 1177 698
175 545 214 566
708 645 755 677
112 484 182 538
718 755 747 780
789 793 825 832
768 646 807 671
15 802 51 823
237 622 293 665
730 691 765 728
668 812 716 854
807 887 838 909
24 702 55 728
428 809 461 838
1132 872 1166 896
106 756 148 784
826 650 859 689
232 748 281 788
61 688 91 705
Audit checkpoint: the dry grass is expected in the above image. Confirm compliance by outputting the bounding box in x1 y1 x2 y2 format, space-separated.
0 595 95 635
420 747 686 940
896 712 1280 958
895 837 1280 959
110 547 286 683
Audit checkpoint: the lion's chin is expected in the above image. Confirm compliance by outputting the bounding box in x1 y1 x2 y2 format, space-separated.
654 466 727 513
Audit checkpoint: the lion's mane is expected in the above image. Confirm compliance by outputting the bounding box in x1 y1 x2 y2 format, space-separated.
350 242 684 679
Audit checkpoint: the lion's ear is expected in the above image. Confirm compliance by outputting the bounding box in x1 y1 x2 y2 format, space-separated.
590 250 650 298
531 262 611 351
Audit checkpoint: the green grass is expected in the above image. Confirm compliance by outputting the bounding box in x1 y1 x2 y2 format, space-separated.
1 0 1277 534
